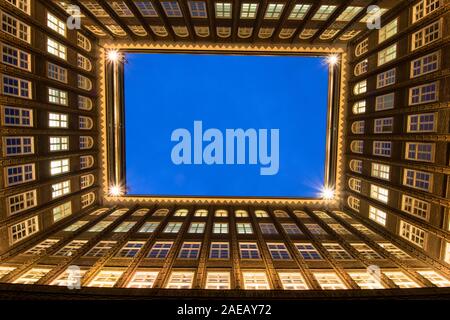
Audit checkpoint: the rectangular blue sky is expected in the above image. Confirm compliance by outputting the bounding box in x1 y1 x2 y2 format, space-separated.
124 53 329 197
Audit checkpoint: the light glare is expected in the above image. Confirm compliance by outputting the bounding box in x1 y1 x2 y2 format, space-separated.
107 50 121 62
321 187 335 200
109 184 124 197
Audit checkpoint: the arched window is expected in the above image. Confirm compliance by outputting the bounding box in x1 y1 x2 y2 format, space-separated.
129 25 147 36
354 59 368 76
238 27 253 38
194 26 209 37
351 121 365 134
235 210 248 217
299 29 317 39
153 209 169 216
79 116 94 130
353 80 367 95
340 30 361 41
132 208 149 216
77 54 92 71
80 155 94 169
216 27 231 38
347 196 360 212
255 210 269 218
150 25 168 37
349 160 363 173
77 74 92 91
350 140 364 154
279 28 296 39
81 192 95 208
78 96 93 110
194 209 208 217
77 32 92 52
353 100 366 114
258 27 274 38
80 174 95 189
172 26 189 37
348 178 362 192
319 29 339 40
106 24 126 36
174 209 189 216
215 209 228 217
274 210 289 217
294 210 309 218
79 136 94 149
355 38 368 57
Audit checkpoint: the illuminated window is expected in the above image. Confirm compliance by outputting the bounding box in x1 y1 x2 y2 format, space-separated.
243 272 270 289
445 242 450 264
378 18 397 43
417 270 450 287
378 44 397 66
239 242 260 259
279 272 308 290
5 163 35 186
215 2 232 18
237 223 253 234
312 5 336 20
13 268 51 284
238 27 253 38
114 221 136 233
351 121 365 134
411 20 441 51
399 220 427 248
371 163 390 180
288 4 311 20
352 101 366 114
265 3 284 19
279 28 296 39
51 180 70 198
81 192 95 208
349 272 384 289
50 159 69 176
51 268 87 287
147 242 173 258
274 210 289 218
47 62 67 83
299 29 317 39
411 51 440 78
1 11 30 42
52 201 72 222
88 220 112 232
49 136 68 152
188 222 205 233
370 185 389 204
213 223 228 234
53 240 87 256
329 224 351 236
174 209 188 216
209 242 229 259
351 243 383 260
314 273 347 290
88 270 123 287
47 38 66 60
25 240 58 257
116 241 144 257
403 168 433 192
63 221 88 232
166 271 194 289
164 222 182 233
240 3 258 18
205 272 230 289
378 242 410 259
319 29 339 40
194 209 208 217
2 75 32 99
384 271 420 288
47 12 65 36
336 6 363 21
401 195 430 220
82 2 108 17
126 271 159 288
194 26 209 37
235 210 249 217
255 210 269 218
48 88 68 105
215 209 228 217
138 222 159 233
